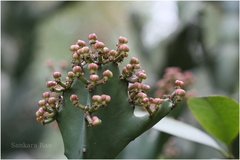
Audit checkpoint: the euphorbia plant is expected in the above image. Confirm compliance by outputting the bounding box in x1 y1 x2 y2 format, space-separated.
36 33 186 159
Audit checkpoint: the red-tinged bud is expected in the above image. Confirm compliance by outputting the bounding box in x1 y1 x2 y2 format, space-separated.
130 57 139 64
88 33 98 40
122 67 127 74
134 64 141 69
90 74 99 81
46 81 57 88
137 92 147 98
81 46 90 54
92 116 102 126
175 80 184 87
142 84 150 92
76 40 86 47
92 95 102 102
36 116 44 123
142 97 149 104
53 72 62 79
38 107 45 114
153 98 162 105
137 72 147 80
72 52 79 59
174 89 186 96
67 71 75 78
72 66 82 73
118 36 128 44
109 50 117 57
133 82 141 89
103 47 109 54
88 63 98 71
70 94 78 102
126 64 133 71
94 41 105 49
48 97 57 104
102 70 113 78
70 44 80 51
38 100 46 106
42 92 50 99
105 95 111 102
119 44 129 52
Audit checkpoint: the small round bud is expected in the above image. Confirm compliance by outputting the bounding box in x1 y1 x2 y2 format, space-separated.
126 64 133 71
103 47 109 54
101 94 111 102
175 80 184 87
92 116 102 126
42 92 50 99
70 94 78 102
118 36 128 44
142 84 150 92
72 52 79 59
142 97 149 103
88 33 98 40
174 89 186 96
130 57 139 64
88 63 98 71
134 64 141 69
92 95 102 102
72 66 82 73
48 97 57 104
38 100 46 106
137 72 147 80
76 40 86 47
70 44 80 51
119 44 129 52
67 71 75 78
102 70 113 78
90 74 99 81
109 50 117 57
46 81 57 88
137 92 147 99
80 46 90 54
94 41 105 49
153 98 162 105
53 72 62 79
36 116 44 123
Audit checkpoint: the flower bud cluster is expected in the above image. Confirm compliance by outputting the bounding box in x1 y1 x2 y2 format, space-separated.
36 92 60 125
155 67 195 99
127 82 162 117
70 94 111 126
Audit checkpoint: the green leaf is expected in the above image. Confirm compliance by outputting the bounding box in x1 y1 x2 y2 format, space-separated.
187 95 239 145
135 110 226 154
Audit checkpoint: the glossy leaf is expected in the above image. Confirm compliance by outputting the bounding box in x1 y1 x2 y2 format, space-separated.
187 96 239 145
135 110 227 155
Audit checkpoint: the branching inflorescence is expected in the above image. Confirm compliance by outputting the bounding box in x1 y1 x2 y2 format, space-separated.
36 33 186 126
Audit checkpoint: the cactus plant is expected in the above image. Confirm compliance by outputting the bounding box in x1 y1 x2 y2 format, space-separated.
36 33 186 159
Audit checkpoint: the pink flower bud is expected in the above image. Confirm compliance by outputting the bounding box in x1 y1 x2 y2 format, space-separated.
130 57 139 64
70 94 78 101
103 47 109 54
70 44 80 51
142 84 150 92
119 44 129 52
175 80 184 87
134 64 141 69
36 116 44 123
72 66 82 73
46 81 57 88
137 72 147 80
118 36 128 44
102 70 113 78
76 40 86 47
38 100 46 106
174 89 186 96
53 72 62 79
88 33 98 40
67 71 75 78
153 98 162 105
90 74 99 81
72 52 79 59
48 97 56 104
88 63 98 71
142 97 149 103
101 94 111 102
92 95 102 102
42 92 50 99
109 50 117 57
94 41 105 49
126 64 133 71
92 116 102 126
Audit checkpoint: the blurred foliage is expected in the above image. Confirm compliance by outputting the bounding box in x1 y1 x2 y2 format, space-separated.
1 1 238 159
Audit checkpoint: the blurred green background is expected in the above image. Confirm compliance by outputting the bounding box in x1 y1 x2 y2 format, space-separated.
1 1 239 159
